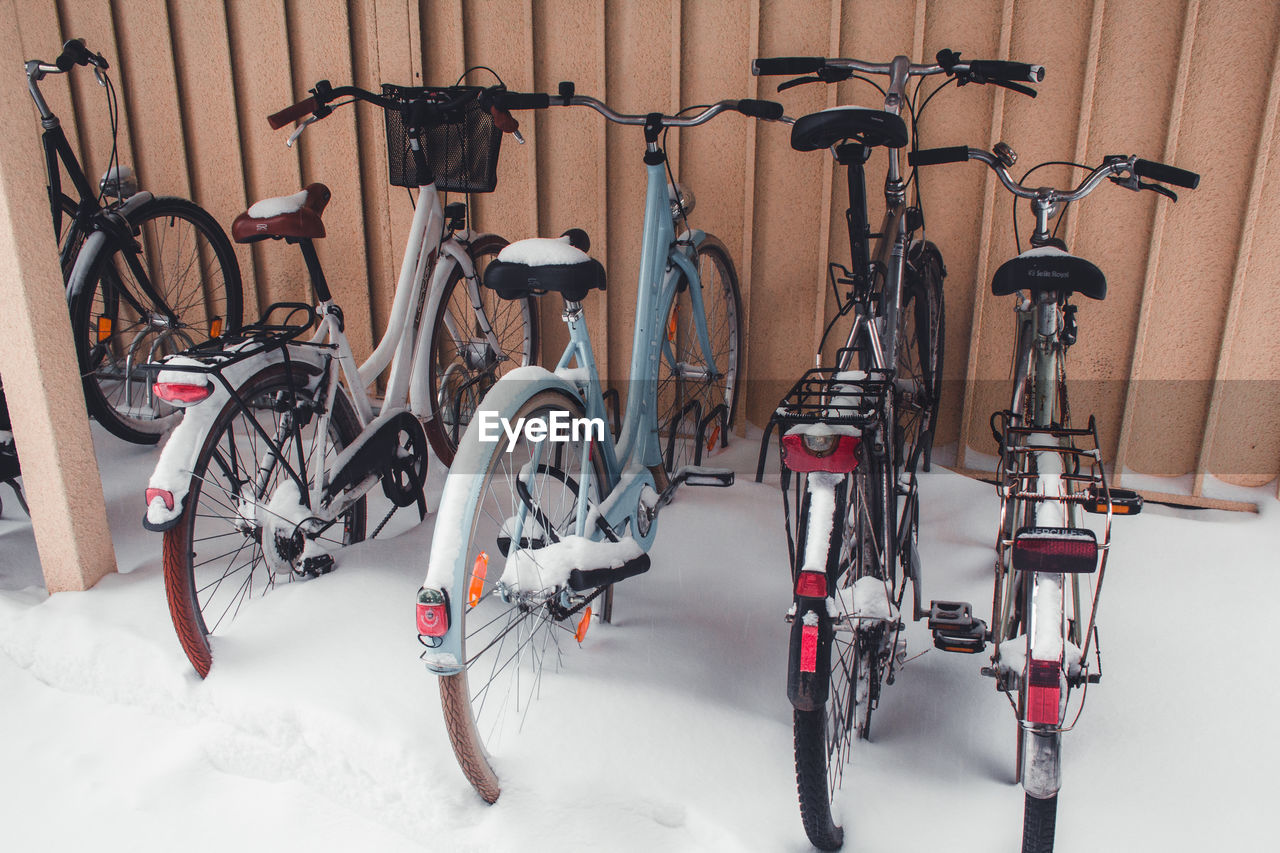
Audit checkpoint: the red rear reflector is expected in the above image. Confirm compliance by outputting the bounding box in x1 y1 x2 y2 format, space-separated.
575 605 593 643
795 570 827 598
1012 527 1098 573
416 588 448 637
144 487 174 511
1026 658 1061 725
153 382 213 404
800 623 819 672
468 552 488 607
781 433 860 474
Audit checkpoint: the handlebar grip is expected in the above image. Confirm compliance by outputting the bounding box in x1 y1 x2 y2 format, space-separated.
268 97 318 129
969 59 1045 83
55 38 89 71
907 146 971 167
1134 158 1200 189
752 57 826 76
735 99 784 120
491 90 551 110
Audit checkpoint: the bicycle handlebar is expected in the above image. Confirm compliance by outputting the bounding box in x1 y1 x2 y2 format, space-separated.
753 49 1044 95
54 38 108 72
908 146 1201 202
267 97 319 129
490 85 786 127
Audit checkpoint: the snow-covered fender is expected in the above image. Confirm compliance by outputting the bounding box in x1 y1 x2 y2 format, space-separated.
419 366 656 676
142 346 329 532
787 473 846 712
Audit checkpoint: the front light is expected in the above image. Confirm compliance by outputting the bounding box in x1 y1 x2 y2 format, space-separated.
669 182 695 220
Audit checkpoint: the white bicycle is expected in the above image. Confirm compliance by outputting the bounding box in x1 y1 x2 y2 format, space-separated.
143 79 536 677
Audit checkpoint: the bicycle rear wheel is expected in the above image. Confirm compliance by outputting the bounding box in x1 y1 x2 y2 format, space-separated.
656 234 742 476
162 362 364 677
425 234 537 466
436 388 611 803
71 196 242 444
896 242 945 473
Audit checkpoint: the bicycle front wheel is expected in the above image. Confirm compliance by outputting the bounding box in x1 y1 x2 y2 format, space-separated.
162 362 365 677
425 234 537 466
72 196 243 444
437 388 610 803
657 234 742 476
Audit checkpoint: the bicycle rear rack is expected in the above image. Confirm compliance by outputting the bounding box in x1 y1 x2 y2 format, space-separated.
755 354 892 482
993 413 1115 698
156 302 323 377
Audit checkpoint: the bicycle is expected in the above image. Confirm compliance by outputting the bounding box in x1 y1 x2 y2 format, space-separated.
907 142 1197 851
751 50 1044 849
24 38 242 444
415 82 781 803
143 79 535 677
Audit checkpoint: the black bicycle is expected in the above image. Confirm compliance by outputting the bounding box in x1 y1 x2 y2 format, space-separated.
23 38 242 444
753 49 1043 850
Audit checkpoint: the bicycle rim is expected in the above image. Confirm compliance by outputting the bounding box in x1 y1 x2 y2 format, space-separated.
162 364 364 677
656 236 741 476
438 389 610 802
425 234 536 466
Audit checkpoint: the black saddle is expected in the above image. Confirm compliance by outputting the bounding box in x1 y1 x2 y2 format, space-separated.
791 107 909 152
991 250 1107 301
484 233 605 302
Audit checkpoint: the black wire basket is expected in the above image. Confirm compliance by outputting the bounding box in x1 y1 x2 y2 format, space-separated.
382 84 502 193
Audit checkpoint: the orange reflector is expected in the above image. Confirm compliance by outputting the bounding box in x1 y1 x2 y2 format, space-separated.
468 551 488 607
575 605 592 643
96 316 112 342
209 317 223 338
667 305 678 343
705 422 721 453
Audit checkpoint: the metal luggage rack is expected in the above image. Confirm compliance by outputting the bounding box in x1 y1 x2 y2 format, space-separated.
154 302 325 380
755 350 893 481
993 412 1113 699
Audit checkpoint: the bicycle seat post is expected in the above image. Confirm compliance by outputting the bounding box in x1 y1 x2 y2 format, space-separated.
291 238 334 304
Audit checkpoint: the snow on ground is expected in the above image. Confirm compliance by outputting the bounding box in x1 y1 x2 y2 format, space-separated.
1 424 1277 851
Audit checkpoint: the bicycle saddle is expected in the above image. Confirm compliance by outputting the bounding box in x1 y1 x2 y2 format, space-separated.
991 246 1107 301
232 182 330 243
791 107 909 152
484 234 606 302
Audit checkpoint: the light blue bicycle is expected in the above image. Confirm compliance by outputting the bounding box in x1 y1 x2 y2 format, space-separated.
415 83 784 802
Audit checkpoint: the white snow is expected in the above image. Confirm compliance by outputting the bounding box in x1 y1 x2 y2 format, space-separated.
1 424 1278 851
847 575 896 621
1018 245 1070 258
800 472 841 574
500 535 644 591
246 189 309 219
497 236 591 267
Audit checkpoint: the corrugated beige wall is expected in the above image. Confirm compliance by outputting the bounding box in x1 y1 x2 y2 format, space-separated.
9 0 1279 494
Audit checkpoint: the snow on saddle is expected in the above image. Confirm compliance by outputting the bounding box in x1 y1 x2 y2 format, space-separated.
231 182 331 243
483 229 605 302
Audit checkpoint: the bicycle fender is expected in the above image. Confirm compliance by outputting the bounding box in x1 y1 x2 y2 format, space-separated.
64 230 108 301
420 366 580 675
142 347 328 531
788 604 833 711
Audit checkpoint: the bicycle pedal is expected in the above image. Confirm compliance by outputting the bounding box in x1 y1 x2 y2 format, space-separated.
676 465 734 487
1083 484 1143 515
300 553 335 577
927 600 975 631
932 619 988 654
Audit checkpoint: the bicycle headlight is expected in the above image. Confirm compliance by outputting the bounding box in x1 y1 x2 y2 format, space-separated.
669 182 695 220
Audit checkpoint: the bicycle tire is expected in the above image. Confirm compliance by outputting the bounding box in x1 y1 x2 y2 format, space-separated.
436 387 611 803
424 234 536 467
656 234 742 476
897 242 945 474
794 708 844 850
162 361 364 677
1022 793 1058 853
71 196 243 445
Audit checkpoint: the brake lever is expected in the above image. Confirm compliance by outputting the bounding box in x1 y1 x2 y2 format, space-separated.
778 75 820 92
287 114 320 147
1141 180 1177 202
991 79 1037 98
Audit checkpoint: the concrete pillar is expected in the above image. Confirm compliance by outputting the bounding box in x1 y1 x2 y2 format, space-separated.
0 9 116 591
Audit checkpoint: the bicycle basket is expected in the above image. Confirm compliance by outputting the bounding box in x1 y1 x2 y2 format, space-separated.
382 84 501 193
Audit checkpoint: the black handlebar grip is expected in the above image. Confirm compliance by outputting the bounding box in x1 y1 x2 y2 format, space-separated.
735 99 785 120
970 59 1045 83
55 38 89 71
907 146 971 167
268 97 318 129
491 90 551 110
1134 158 1200 189
752 57 826 76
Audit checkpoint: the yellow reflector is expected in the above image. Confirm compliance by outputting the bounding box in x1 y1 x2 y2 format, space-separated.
468 551 488 607
96 316 112 342
209 317 223 338
575 605 592 643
